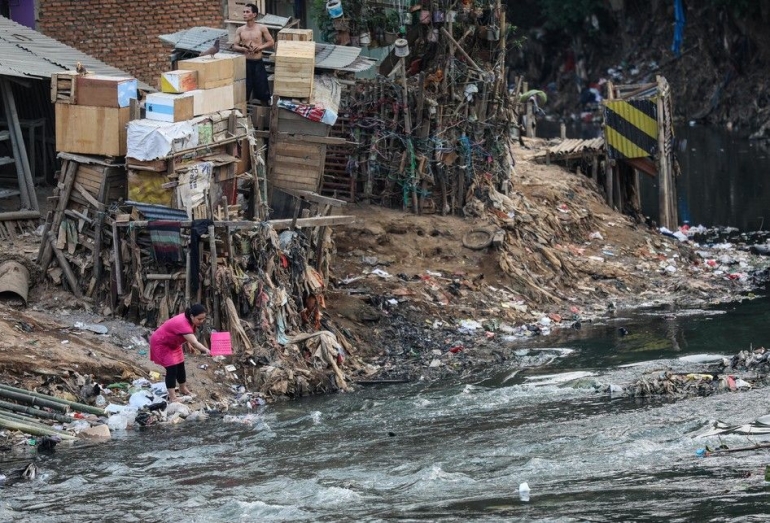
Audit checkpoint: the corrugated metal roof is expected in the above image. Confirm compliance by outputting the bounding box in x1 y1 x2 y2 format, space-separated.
334 55 377 73
159 24 374 72
125 201 188 221
159 27 228 53
315 43 362 70
0 16 152 89
160 16 292 53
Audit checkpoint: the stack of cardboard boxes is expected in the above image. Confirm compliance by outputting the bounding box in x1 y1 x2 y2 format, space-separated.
124 53 251 219
53 74 138 157
144 53 247 123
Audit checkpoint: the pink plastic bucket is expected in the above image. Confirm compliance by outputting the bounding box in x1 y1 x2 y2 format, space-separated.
210 331 232 356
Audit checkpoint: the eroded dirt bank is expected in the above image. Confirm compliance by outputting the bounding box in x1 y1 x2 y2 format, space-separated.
2 139 766 410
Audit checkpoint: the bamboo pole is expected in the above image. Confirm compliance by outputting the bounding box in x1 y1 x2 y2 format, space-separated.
656 76 672 228
0 416 77 439
0 383 105 416
0 410 63 433
0 210 40 221
0 399 73 423
0 387 69 412
440 27 482 72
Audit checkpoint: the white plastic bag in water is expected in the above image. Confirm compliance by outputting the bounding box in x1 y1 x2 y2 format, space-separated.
107 414 128 431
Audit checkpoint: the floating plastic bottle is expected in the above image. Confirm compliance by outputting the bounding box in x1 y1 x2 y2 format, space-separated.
519 482 530 502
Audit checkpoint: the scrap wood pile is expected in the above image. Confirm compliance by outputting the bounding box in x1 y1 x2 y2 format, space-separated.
36 174 368 398
332 2 517 215
460 169 635 305
122 220 370 398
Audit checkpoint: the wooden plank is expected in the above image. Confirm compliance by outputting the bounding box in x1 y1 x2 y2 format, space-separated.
118 216 356 229
272 165 320 179
39 160 77 269
254 129 353 145
75 166 104 182
74 176 104 192
278 188 346 207
58 152 123 167
74 182 107 211
274 155 322 169
47 231 82 299
274 141 321 157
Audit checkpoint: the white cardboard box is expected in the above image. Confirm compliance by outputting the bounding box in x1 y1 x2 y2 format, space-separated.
145 92 194 123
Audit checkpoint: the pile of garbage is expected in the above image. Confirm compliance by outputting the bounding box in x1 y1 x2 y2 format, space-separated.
721 346 770 373
624 370 753 398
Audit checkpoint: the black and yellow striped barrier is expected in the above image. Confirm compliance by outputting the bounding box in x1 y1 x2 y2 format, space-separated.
603 99 658 159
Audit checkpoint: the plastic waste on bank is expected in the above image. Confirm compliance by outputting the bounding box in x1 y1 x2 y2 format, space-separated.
107 414 128 431
519 482 530 502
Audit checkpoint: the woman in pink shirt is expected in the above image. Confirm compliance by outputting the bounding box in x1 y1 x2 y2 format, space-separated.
150 304 210 402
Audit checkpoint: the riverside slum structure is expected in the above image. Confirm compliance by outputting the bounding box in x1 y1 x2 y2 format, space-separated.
305 1 689 307
533 78 679 229
314 0 678 229
36 27 381 401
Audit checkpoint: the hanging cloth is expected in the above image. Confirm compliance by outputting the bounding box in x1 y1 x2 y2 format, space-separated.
147 220 183 264
672 0 685 57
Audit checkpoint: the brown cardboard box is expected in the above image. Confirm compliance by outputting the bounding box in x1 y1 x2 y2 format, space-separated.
189 84 236 115
55 103 130 156
178 55 235 89
75 75 138 108
274 41 315 99
216 53 246 81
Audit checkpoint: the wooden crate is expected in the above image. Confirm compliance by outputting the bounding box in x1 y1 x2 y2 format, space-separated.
270 138 325 192
273 41 315 99
69 163 127 207
277 28 314 42
226 0 266 21
50 72 77 104
55 104 130 156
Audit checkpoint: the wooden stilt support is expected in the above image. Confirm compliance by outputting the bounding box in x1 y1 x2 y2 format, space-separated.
39 160 78 270
112 221 123 296
47 231 82 298
208 225 220 330
0 78 37 211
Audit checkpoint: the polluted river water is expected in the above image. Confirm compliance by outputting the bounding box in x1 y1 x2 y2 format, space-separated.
5 128 770 521
3 298 770 522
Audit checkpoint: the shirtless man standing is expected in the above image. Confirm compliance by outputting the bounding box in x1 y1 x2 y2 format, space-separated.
232 4 274 104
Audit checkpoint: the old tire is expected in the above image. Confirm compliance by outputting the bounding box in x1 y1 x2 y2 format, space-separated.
462 229 493 250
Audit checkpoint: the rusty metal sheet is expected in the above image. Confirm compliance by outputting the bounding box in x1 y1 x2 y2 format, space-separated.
0 260 30 305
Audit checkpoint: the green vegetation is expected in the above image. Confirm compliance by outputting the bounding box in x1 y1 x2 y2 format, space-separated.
537 0 604 31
